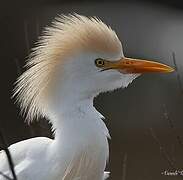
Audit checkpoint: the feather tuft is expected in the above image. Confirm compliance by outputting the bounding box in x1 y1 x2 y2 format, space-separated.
13 13 121 122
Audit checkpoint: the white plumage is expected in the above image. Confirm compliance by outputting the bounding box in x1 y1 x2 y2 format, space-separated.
1 14 173 180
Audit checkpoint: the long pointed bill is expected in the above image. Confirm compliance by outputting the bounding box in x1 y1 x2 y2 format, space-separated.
105 57 174 74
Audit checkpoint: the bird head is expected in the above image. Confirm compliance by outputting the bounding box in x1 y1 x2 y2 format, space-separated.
13 14 174 121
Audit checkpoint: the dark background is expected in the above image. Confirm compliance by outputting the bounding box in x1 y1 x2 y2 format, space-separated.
1 0 183 179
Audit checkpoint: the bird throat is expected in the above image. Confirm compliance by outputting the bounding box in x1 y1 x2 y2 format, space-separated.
49 98 109 179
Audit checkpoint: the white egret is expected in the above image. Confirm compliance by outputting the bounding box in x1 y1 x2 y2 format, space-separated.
0 14 174 180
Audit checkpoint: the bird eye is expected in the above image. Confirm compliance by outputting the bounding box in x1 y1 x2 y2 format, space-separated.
95 59 105 67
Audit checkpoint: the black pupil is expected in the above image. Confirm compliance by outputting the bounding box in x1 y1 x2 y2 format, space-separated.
98 60 102 64
97 60 103 65
95 59 104 67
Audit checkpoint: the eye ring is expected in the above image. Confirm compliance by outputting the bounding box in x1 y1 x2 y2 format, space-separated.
95 59 105 67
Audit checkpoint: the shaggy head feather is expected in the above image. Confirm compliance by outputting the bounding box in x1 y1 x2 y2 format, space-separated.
13 14 122 122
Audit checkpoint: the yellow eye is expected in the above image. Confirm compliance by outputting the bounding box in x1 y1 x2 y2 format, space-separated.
95 59 105 67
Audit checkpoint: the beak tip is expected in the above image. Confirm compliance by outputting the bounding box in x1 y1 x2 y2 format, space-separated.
166 67 175 73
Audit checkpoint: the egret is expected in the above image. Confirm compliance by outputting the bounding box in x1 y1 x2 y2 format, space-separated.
0 14 174 180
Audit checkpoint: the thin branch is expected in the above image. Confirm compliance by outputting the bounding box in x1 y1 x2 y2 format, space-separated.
172 52 178 71
171 52 183 148
36 19 40 38
122 152 127 180
0 131 17 180
14 58 21 76
149 128 183 179
0 171 12 180
171 143 176 164
172 52 183 94
149 128 175 169
24 21 30 54
163 104 183 147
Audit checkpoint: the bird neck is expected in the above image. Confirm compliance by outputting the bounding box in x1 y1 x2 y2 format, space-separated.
48 94 110 148
47 96 109 179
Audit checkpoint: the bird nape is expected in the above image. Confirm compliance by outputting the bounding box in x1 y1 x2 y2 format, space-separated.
1 14 174 180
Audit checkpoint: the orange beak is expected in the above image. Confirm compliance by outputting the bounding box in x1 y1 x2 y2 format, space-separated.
104 57 174 74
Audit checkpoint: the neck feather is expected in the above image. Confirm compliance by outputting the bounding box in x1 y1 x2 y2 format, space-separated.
49 96 110 140
47 95 110 179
